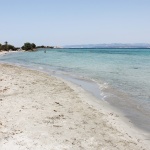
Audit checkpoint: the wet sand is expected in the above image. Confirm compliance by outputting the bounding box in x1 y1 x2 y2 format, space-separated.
53 73 150 133
0 64 149 150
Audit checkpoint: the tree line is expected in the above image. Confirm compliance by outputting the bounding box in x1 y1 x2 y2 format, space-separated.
0 41 55 51
0 42 37 51
0 41 19 51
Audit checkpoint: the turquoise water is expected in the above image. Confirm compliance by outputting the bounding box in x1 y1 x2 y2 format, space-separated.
0 48 150 115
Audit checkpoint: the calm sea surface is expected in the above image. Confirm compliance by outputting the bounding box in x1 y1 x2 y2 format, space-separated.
0 48 150 129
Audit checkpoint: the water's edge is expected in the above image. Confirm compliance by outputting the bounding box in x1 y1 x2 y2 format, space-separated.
56 73 150 133
0 51 150 133
0 61 150 133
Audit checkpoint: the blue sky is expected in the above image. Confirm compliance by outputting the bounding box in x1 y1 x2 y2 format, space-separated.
0 0 150 46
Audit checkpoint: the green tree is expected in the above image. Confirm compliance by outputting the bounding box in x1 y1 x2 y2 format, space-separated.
0 43 18 51
8 45 15 50
0 45 7 50
31 43 36 49
5 41 8 51
21 45 25 50
22 43 32 51
22 42 36 51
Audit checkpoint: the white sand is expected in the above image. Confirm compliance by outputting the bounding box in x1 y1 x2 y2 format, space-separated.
0 51 22 56
0 51 9 56
0 64 149 150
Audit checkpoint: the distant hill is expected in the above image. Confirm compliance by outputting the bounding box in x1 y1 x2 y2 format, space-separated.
64 43 150 48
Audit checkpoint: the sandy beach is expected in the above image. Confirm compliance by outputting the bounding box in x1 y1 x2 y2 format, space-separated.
0 51 9 56
0 63 149 150
0 51 22 56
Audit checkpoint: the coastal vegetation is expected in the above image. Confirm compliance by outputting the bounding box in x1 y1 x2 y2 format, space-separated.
0 41 19 51
36 45 54 48
0 41 55 52
21 42 36 51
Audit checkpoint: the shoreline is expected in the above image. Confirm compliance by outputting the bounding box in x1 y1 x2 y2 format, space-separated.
0 51 10 56
55 73 150 133
0 51 150 132
0 50 24 56
0 63 149 149
2 58 149 133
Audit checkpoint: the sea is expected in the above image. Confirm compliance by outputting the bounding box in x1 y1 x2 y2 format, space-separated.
0 48 150 131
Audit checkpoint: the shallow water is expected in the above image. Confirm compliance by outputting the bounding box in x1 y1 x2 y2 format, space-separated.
0 48 150 131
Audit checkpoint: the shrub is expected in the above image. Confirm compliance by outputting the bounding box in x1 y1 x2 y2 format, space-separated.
22 42 36 51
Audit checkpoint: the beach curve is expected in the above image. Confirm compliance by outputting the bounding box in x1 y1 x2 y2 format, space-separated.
0 63 149 150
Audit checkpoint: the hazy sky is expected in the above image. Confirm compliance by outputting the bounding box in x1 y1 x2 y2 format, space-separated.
0 0 150 46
